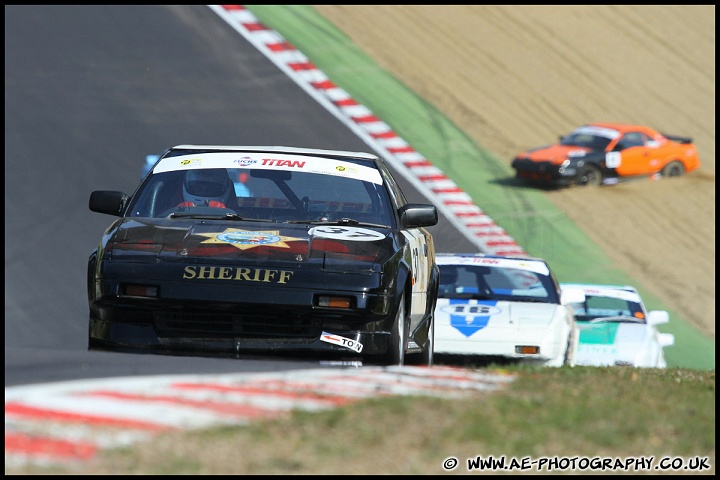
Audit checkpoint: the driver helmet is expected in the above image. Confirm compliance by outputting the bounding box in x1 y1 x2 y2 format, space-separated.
182 168 234 207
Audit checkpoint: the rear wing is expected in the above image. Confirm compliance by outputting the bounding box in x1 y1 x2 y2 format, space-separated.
662 134 693 144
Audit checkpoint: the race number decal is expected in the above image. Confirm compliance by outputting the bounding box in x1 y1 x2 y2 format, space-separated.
309 226 385 241
442 299 501 337
605 152 621 168
402 229 429 314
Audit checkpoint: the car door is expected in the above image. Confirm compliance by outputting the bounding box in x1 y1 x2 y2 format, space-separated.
376 160 434 322
609 131 657 176
402 228 432 316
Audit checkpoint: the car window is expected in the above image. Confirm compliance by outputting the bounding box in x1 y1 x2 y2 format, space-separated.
439 264 559 303
570 295 645 321
128 157 395 226
375 160 408 208
561 132 612 150
614 132 647 150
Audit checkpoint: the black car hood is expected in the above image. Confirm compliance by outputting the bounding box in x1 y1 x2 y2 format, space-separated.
106 218 393 266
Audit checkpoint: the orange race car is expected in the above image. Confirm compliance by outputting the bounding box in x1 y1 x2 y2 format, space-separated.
511 123 701 187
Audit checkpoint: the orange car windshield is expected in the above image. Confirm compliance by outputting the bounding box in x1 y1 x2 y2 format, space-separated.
561 133 612 150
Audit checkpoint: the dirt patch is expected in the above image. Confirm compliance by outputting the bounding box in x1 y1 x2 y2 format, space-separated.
314 5 715 338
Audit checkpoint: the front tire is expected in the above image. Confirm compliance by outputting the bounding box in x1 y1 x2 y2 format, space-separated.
419 318 434 366
545 342 569 367
576 165 602 186
407 317 434 366
544 326 574 367
563 327 579 367
662 161 686 177
381 293 407 366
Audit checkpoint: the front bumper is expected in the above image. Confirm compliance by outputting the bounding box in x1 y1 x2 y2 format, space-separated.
434 325 565 362
89 316 393 358
88 278 398 357
512 159 577 186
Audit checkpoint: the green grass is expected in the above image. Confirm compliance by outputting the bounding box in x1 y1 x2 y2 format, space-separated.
9 365 714 474
244 5 714 371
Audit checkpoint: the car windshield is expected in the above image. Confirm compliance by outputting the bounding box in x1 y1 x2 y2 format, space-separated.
127 153 395 226
560 132 613 150
438 263 560 304
569 295 646 322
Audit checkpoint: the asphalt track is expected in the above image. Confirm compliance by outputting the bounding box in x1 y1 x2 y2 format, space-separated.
4 5 501 467
4 5 713 468
5 5 483 389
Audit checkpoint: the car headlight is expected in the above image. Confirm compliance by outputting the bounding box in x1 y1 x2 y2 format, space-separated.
558 159 577 176
322 251 378 273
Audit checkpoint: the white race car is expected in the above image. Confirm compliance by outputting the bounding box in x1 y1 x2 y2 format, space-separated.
560 283 675 368
434 253 585 367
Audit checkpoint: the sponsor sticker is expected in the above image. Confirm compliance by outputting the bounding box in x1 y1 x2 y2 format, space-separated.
436 256 549 276
578 344 619 355
197 228 305 250
442 299 500 337
320 332 363 353
233 156 258 167
153 152 383 184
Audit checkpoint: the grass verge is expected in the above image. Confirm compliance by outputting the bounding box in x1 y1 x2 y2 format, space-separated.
8 364 714 475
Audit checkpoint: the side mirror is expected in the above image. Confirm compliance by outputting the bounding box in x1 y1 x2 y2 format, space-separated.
560 287 585 305
399 204 438 228
89 190 128 217
658 333 675 348
647 310 670 326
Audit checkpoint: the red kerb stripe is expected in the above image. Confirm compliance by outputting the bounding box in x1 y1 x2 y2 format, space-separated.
289 62 316 71
243 23 268 32
486 240 518 247
419 174 451 182
83 391 278 418
352 114 381 123
5 432 97 460
311 80 338 89
171 383 351 406
371 131 397 139
5 402 169 431
387 146 415 154
334 98 359 107
403 160 433 168
267 42 295 52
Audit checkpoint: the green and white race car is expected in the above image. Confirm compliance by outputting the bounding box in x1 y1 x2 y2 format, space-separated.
561 283 675 368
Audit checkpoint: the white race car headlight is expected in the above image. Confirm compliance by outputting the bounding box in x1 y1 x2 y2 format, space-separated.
559 159 577 176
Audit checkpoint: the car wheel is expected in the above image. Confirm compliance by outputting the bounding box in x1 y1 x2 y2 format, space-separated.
382 293 407 366
87 254 97 301
661 161 686 177
545 348 564 367
544 342 568 367
543 327 572 367
576 165 602 186
563 327 578 367
420 318 434 366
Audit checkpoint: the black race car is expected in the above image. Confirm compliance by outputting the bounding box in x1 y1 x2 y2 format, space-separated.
88 145 440 365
